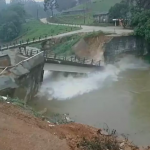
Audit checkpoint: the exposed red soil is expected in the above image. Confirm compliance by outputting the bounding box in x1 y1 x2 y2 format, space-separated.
73 35 112 61
0 101 149 150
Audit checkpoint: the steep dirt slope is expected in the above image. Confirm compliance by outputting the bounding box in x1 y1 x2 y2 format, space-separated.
73 34 112 62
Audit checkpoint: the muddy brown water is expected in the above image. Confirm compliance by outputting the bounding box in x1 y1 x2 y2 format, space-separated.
28 56 150 146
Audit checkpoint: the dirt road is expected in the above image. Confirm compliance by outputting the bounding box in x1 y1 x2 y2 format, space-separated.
40 18 133 36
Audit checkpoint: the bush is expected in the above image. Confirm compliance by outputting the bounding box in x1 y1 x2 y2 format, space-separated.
78 137 120 150
131 10 150 42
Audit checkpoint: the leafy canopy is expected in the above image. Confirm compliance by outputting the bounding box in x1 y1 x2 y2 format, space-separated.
0 4 26 42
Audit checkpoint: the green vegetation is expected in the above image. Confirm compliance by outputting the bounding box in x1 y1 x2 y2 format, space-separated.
0 96 42 118
69 0 121 13
83 31 105 39
131 10 150 42
49 14 93 25
50 34 81 55
109 0 150 42
78 137 120 150
48 0 121 25
49 31 109 55
109 1 129 27
12 20 80 42
0 96 74 124
0 4 26 42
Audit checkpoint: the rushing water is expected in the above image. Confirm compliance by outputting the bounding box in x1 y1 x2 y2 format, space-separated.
28 55 150 146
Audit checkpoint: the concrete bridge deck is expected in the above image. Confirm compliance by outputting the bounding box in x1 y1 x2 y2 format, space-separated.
44 63 103 73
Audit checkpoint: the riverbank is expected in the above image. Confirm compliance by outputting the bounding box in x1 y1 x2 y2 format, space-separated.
0 97 149 150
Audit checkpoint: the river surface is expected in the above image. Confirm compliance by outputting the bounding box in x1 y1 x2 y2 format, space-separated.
28 55 150 146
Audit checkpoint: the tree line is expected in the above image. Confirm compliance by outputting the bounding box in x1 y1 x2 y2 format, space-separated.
109 0 150 42
0 4 26 42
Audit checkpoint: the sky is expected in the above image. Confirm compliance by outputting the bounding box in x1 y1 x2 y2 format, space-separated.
5 0 43 3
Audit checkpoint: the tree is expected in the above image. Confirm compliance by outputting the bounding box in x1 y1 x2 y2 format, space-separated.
0 4 26 42
56 0 76 11
44 0 58 17
131 10 150 42
0 22 18 41
9 4 26 22
109 1 129 28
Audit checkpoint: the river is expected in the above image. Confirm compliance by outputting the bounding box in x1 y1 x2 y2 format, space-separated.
28 55 150 146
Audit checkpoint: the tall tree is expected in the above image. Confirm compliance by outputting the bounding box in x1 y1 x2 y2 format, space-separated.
0 4 26 41
44 0 58 17
109 1 129 27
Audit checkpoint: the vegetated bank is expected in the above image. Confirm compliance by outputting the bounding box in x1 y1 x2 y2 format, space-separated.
17 20 80 41
0 4 80 44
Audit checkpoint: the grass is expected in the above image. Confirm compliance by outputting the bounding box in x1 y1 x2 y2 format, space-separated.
16 20 80 42
84 31 105 39
0 96 74 124
50 13 93 25
49 34 82 55
69 0 121 13
0 96 42 118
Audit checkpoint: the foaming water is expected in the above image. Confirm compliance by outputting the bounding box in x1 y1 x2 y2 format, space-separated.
38 55 149 100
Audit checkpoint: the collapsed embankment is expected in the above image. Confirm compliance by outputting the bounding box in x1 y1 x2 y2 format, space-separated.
42 32 148 64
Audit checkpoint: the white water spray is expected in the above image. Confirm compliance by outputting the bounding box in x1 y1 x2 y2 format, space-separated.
37 55 149 100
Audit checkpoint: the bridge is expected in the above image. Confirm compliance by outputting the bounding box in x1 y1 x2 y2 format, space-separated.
18 48 103 73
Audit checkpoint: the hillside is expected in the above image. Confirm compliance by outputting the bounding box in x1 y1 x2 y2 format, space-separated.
69 0 122 13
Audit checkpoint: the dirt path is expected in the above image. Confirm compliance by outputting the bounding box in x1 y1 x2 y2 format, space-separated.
40 18 133 36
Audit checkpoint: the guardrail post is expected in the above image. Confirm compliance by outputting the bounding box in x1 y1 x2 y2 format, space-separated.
83 58 85 64
26 39 29 44
30 50 32 56
0 46 1 51
74 56 76 62
71 56 72 62
54 54 56 59
91 59 93 65
99 60 101 66
7 45 8 49
78 58 80 62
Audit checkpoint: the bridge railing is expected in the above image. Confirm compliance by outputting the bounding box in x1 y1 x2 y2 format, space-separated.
0 35 50 51
18 48 101 67
45 53 101 67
